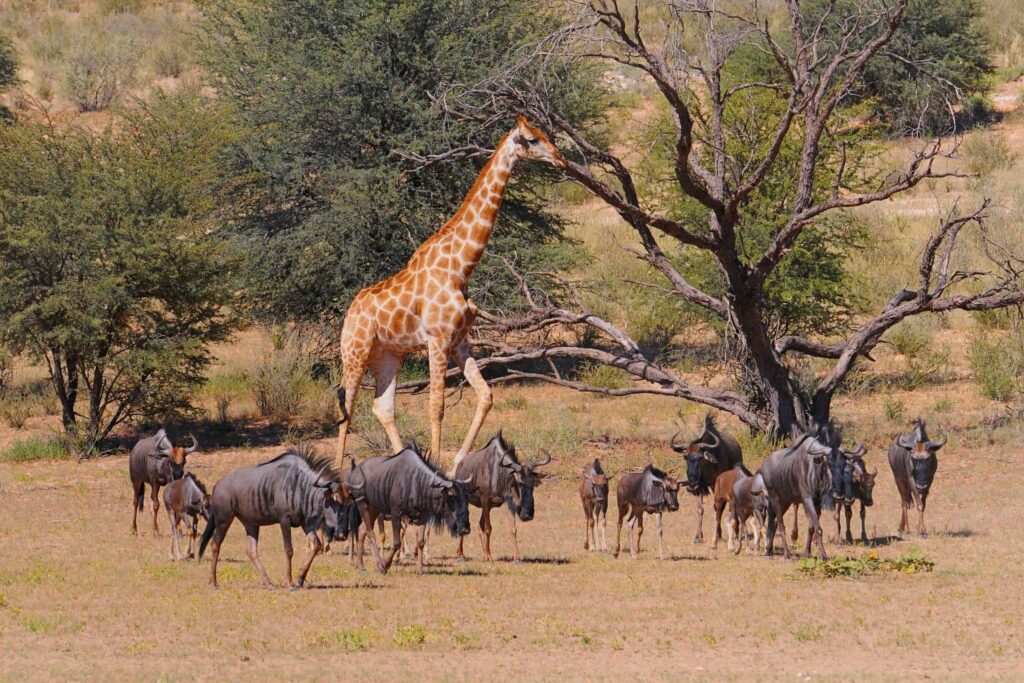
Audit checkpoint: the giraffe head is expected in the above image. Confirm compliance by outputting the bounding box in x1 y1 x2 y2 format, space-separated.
512 115 567 169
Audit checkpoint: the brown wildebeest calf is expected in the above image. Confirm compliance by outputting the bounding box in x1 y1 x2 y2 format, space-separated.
580 458 615 552
732 471 768 555
710 464 752 551
614 465 680 560
163 473 211 561
129 429 197 536
834 463 877 545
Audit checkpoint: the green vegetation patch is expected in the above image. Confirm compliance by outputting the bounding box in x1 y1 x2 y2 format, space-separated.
798 549 935 579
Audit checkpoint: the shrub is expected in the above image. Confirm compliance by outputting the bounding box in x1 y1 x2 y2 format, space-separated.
251 346 313 421
0 346 13 391
2 439 67 463
59 28 141 111
888 324 931 358
972 306 1019 330
577 363 630 391
0 397 34 429
392 623 428 647
964 132 1017 177
316 626 374 651
883 396 907 423
149 41 187 79
968 336 1021 402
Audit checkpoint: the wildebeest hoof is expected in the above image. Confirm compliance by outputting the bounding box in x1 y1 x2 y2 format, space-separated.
693 538 703 545
454 556 466 564
263 583 277 590
514 559 523 565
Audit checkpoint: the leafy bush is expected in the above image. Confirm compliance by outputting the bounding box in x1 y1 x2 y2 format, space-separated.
0 397 34 429
969 335 1021 402
798 549 935 578
0 346 13 391
1 439 67 463
973 306 1019 330
315 626 374 651
392 623 428 647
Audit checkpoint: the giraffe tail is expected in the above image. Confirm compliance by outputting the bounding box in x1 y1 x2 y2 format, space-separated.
335 385 349 425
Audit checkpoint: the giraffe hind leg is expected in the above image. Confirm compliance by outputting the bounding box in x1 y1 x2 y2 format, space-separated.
337 340 370 471
452 342 492 471
369 350 405 455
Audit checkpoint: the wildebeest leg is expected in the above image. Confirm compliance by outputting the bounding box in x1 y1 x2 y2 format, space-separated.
626 515 636 558
208 514 234 589
802 496 828 561
693 494 704 544
634 512 644 558
831 505 842 545
733 508 744 556
167 507 179 561
509 509 522 563
243 523 274 589
131 481 144 536
293 529 321 589
358 503 385 573
599 507 608 552
280 521 294 587
150 485 161 537
381 516 402 573
456 527 466 560
916 491 928 538
415 524 428 575
186 514 198 559
860 500 869 544
656 511 665 560
726 503 737 552
584 502 593 551
772 500 793 559
790 504 799 543
712 498 725 550
479 504 493 561
845 503 854 545
614 503 628 558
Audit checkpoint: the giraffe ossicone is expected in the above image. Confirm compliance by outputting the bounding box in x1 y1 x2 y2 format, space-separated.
335 116 568 472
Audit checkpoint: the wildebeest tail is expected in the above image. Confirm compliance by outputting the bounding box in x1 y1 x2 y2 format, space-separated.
135 483 145 511
198 512 216 560
766 502 776 540
335 386 349 425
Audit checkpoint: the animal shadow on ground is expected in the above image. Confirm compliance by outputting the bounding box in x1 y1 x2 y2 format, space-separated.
864 535 901 547
304 582 388 591
665 553 713 562
933 528 976 538
495 556 571 565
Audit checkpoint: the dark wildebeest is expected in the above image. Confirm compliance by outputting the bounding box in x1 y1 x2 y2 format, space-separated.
732 471 768 555
162 473 211 561
671 414 744 544
761 430 836 560
347 445 471 574
197 445 343 590
580 457 615 552
834 460 878 545
453 433 550 562
888 418 946 537
710 464 753 551
613 465 681 560
129 429 197 536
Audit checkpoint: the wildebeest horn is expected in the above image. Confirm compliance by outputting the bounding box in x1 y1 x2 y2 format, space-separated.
535 450 552 468
185 433 198 454
926 432 947 450
457 475 473 485
845 441 867 458
669 430 687 453
896 433 917 449
698 431 720 450
605 469 619 480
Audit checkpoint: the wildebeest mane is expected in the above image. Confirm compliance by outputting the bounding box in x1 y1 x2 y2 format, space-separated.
591 458 604 475
260 444 340 484
184 471 208 494
389 445 455 534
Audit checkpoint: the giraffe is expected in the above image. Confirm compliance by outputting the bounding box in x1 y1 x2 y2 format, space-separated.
335 116 567 472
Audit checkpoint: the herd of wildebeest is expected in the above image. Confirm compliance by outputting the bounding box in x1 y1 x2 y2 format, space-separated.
127 415 946 590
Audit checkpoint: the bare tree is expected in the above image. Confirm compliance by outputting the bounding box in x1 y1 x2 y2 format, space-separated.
413 0 1023 437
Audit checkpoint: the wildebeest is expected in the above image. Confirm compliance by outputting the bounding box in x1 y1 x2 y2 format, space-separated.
833 461 878 545
580 457 615 552
347 445 471 574
453 433 549 562
888 418 946 538
732 471 768 555
197 445 343 590
129 429 197 536
760 430 836 560
671 414 744 544
162 473 211 561
614 465 681 560
710 464 753 551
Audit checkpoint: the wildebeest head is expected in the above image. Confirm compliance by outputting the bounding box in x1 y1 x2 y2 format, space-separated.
434 478 472 537
671 415 722 495
854 465 878 506
495 434 550 522
644 466 681 511
583 458 613 504
168 433 197 480
896 418 946 492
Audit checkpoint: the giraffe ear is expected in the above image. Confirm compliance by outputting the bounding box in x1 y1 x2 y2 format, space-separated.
516 114 528 128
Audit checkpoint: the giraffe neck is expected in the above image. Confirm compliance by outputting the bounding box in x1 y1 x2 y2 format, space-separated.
439 134 518 286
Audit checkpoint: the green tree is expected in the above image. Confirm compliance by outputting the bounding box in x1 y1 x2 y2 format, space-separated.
0 34 17 121
198 0 600 326
0 95 239 453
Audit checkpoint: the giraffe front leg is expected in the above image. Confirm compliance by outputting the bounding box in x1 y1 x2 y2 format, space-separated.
452 342 492 471
426 340 450 463
336 338 369 472
369 350 405 455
